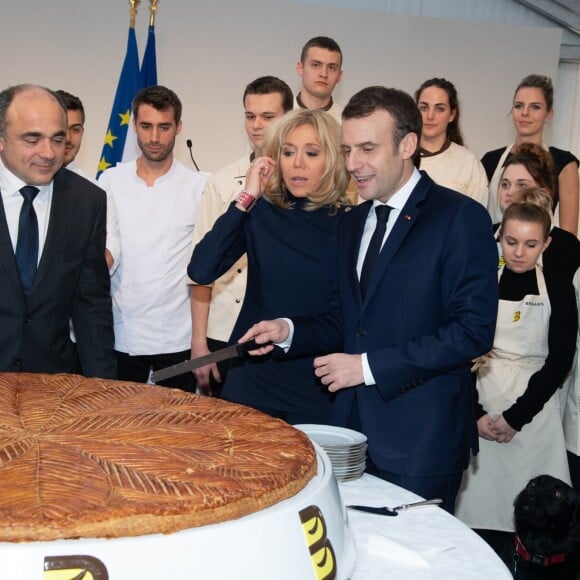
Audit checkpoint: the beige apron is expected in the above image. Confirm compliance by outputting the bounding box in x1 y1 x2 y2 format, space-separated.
456 266 571 531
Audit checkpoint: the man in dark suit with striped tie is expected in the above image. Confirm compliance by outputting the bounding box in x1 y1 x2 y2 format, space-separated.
0 84 115 378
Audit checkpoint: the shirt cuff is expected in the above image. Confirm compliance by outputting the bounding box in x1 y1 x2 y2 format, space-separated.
274 318 294 353
362 353 376 385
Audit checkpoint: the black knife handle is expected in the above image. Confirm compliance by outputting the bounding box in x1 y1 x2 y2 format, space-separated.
235 339 266 356
347 505 398 516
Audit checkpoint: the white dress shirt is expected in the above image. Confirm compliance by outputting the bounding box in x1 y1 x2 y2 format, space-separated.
359 169 421 384
66 160 121 276
0 160 52 261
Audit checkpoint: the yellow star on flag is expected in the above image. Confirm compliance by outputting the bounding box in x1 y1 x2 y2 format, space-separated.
104 129 117 148
119 109 132 126
98 156 112 174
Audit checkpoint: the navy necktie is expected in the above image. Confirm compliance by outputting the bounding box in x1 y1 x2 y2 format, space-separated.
360 204 391 299
15 186 40 297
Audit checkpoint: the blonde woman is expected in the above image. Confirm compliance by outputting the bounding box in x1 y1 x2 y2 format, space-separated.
188 109 350 423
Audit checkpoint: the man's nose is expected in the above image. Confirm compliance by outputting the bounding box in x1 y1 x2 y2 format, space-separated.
38 138 58 159
345 151 360 173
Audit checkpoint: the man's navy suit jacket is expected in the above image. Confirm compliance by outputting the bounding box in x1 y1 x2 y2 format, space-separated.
0 168 116 378
292 172 499 477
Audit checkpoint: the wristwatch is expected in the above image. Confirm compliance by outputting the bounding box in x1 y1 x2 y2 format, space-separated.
235 191 257 212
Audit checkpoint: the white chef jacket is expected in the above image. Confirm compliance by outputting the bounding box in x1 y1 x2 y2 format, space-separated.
98 159 206 355
67 161 121 276
189 155 250 342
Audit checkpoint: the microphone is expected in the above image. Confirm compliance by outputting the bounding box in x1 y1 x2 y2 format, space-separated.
186 139 201 171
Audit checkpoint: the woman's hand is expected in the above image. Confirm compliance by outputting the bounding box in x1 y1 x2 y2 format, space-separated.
477 414 500 441
490 414 517 443
244 156 276 198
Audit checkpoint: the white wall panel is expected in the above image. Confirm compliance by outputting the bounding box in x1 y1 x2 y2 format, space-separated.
0 0 563 175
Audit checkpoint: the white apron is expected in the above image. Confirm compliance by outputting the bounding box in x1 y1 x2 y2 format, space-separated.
456 266 571 531
563 267 580 454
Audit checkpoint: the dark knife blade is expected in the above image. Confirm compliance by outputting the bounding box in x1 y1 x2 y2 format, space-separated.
150 340 261 383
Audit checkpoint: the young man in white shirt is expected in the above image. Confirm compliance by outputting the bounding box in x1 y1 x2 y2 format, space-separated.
295 36 343 123
189 76 293 396
98 85 207 390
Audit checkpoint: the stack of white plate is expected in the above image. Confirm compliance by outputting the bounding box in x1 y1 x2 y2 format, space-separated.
295 424 367 482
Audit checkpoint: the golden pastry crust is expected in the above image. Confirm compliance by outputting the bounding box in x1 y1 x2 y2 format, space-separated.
0 373 316 542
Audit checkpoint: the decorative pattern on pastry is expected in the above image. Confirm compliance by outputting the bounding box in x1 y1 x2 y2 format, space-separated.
0 373 316 542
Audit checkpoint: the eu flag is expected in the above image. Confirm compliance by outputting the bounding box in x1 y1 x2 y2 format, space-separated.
140 24 157 88
119 22 158 162
96 28 140 178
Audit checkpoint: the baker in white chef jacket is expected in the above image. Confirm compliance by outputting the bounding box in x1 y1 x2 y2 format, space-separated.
98 85 207 390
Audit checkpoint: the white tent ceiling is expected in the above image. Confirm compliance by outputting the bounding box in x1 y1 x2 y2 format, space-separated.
513 0 580 61
295 0 580 62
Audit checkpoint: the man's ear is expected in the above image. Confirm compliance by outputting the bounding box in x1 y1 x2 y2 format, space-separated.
399 132 418 160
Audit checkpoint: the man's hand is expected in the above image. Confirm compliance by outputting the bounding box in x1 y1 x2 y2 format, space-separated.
105 248 114 270
237 319 290 355
313 353 363 392
191 342 220 396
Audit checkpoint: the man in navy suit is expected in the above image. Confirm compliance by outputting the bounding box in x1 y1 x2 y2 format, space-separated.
0 84 115 378
240 86 498 513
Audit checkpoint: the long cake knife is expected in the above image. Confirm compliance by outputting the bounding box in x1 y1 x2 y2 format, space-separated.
150 340 260 383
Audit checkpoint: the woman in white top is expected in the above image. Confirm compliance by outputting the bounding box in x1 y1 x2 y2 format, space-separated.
482 74 579 235
414 78 488 206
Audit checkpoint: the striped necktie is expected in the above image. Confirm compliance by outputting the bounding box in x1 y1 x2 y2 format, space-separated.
15 186 40 297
